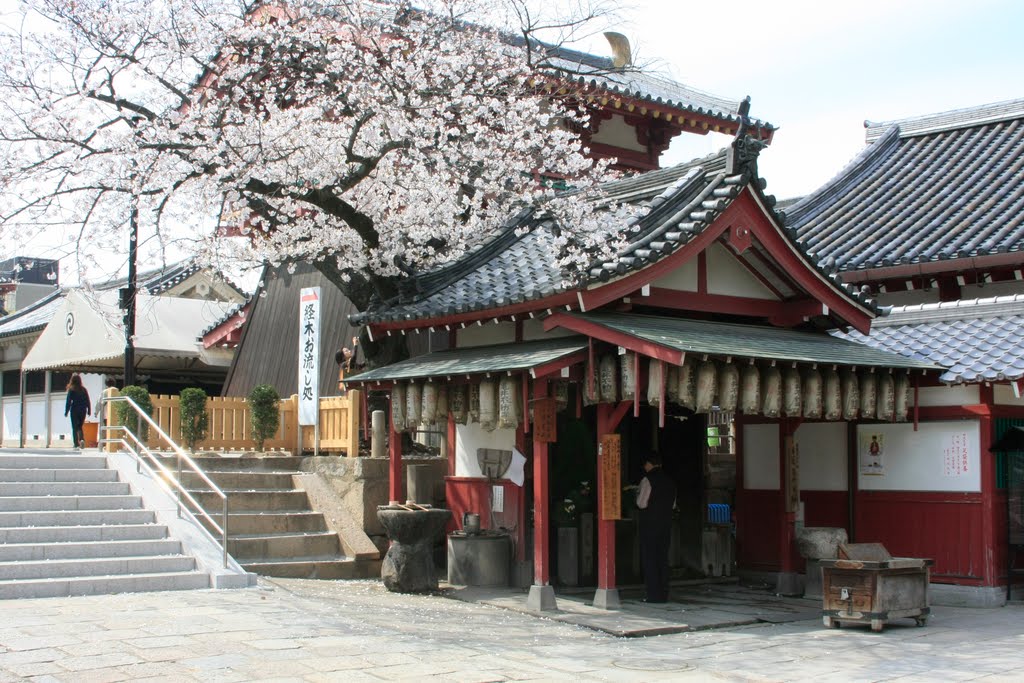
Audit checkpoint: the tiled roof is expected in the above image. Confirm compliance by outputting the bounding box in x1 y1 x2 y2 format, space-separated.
0 291 63 339
344 336 589 383
787 98 1024 273
572 312 939 371
834 294 1024 384
351 147 876 326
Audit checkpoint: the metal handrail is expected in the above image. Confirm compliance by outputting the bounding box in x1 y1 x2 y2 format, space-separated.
99 395 229 568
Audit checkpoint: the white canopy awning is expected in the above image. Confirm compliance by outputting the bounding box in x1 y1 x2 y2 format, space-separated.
22 289 235 372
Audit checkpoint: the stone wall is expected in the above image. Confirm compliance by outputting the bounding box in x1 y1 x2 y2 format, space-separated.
298 456 448 554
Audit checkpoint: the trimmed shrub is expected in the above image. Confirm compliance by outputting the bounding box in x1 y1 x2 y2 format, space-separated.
115 385 153 441
249 384 280 452
179 388 209 451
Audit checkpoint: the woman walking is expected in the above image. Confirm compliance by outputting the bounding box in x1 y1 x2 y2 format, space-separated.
65 374 91 449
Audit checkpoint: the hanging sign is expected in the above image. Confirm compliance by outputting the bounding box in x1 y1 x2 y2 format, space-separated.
298 287 321 426
533 398 557 442
599 434 621 521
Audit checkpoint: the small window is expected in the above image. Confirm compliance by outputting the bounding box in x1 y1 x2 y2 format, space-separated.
1 370 19 396
24 371 46 394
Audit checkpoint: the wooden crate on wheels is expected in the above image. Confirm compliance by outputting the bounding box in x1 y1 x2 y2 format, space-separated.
820 543 933 633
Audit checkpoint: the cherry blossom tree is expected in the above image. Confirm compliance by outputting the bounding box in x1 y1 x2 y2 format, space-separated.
0 0 635 359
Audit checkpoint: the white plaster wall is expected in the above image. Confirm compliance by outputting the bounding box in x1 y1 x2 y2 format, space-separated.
455 423 516 477
456 322 515 348
707 243 778 299
994 383 1024 406
49 395 72 445
23 396 47 443
743 423 780 490
918 384 980 407
856 420 980 493
649 258 698 292
2 397 20 442
522 319 576 341
590 114 647 153
796 422 847 491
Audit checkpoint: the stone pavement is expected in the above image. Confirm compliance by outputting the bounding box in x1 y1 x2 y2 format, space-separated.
0 577 1022 682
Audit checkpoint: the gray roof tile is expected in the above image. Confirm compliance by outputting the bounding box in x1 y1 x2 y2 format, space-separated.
834 294 1024 383
788 99 1024 272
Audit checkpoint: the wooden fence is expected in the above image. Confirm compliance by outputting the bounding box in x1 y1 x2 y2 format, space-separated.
106 390 361 455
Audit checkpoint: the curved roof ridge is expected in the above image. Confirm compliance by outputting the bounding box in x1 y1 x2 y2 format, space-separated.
865 97 1024 143
785 125 901 229
876 293 1024 326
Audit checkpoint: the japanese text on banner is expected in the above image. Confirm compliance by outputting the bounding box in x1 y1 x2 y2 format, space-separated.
298 287 321 426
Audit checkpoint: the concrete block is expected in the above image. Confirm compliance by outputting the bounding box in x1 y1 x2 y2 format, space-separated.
0 481 130 497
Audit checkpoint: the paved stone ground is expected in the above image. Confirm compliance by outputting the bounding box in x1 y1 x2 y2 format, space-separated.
1 578 1022 682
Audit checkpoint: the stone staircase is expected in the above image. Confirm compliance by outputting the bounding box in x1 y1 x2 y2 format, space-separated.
0 453 211 599
185 455 377 579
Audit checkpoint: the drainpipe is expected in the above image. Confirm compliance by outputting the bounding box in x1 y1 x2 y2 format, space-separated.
18 370 25 448
44 371 51 447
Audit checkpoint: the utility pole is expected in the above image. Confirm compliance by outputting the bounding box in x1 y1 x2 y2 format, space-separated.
121 195 138 387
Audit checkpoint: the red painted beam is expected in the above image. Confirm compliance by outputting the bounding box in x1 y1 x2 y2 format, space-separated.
389 418 403 504
543 313 684 366
529 351 588 380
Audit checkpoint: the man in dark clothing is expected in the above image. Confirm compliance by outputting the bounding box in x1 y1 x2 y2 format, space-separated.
636 453 676 603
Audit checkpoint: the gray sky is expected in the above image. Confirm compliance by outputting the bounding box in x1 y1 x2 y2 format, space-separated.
618 0 1024 200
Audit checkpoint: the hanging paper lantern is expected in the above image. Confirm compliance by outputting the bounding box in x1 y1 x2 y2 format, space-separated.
469 383 481 423
695 361 717 413
783 368 803 417
876 373 895 421
666 365 680 403
762 367 782 417
599 355 618 403
391 384 407 432
437 385 449 422
406 381 422 428
421 382 437 425
859 373 877 419
718 363 739 412
450 385 467 425
648 360 664 407
479 379 497 431
740 365 761 414
803 369 823 419
554 380 570 412
823 369 842 421
620 352 637 402
498 375 521 429
677 358 697 410
841 370 860 420
894 373 911 422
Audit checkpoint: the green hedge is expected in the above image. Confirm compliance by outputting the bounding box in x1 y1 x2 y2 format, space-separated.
115 385 153 441
249 384 280 451
179 388 209 451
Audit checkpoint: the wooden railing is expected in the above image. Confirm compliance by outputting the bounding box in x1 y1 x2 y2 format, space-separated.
105 390 361 455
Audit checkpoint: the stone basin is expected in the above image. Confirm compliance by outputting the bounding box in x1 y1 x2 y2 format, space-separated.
376 506 451 593
796 526 849 560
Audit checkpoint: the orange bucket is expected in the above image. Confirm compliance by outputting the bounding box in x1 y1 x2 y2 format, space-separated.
82 421 99 448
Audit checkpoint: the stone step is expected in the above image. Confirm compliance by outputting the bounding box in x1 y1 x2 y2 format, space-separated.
227 532 342 562
184 456 303 473
0 481 131 497
0 495 143 512
0 538 182 562
0 571 210 600
0 508 157 528
0 523 168 544
0 468 119 483
201 512 328 535
180 471 297 490
0 454 108 470
241 558 380 580
191 489 310 512
0 554 196 581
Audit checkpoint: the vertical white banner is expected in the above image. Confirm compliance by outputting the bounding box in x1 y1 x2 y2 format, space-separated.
298 287 321 426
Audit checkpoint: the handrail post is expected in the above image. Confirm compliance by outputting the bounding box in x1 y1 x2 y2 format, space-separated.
176 449 183 518
223 498 229 568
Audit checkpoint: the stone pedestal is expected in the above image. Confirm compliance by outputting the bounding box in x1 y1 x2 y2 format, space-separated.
795 526 849 600
376 507 451 593
527 584 557 612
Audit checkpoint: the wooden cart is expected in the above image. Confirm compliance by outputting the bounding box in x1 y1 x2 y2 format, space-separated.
820 543 932 632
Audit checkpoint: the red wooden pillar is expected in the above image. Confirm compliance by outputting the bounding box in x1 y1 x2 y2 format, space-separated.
978 385 996 588
777 418 800 595
594 401 630 609
389 419 403 504
527 379 556 610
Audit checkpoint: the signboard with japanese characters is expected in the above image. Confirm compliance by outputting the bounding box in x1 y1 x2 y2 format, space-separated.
298 287 321 426
857 421 980 492
599 434 621 521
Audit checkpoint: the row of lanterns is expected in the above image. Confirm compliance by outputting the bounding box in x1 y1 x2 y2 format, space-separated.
587 352 913 421
389 354 914 431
